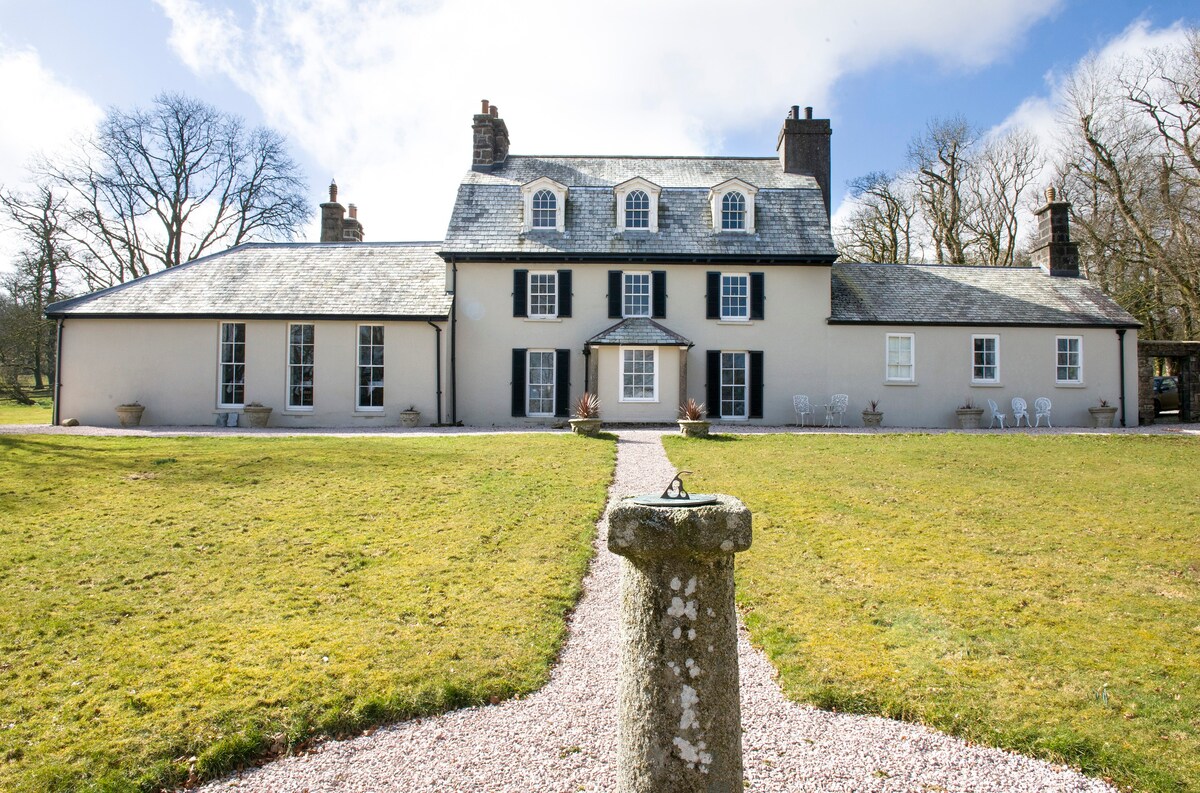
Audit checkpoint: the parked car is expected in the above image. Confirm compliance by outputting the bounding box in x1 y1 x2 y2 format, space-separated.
1153 375 1180 414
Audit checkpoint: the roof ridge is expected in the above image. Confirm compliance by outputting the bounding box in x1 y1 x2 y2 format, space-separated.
505 155 781 161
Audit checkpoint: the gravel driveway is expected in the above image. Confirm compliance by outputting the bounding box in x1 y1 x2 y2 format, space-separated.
194 429 1114 792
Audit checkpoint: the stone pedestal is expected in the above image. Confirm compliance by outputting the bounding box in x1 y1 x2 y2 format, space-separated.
608 495 752 793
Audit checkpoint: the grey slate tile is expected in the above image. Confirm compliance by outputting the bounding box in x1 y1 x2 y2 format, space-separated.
587 317 693 347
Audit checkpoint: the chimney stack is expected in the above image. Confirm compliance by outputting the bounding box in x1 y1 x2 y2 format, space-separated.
472 99 510 172
1030 186 1079 277
777 104 832 218
319 180 364 242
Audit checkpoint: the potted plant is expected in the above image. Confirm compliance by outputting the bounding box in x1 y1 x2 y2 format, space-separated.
955 398 984 429
243 402 273 428
1088 398 1118 428
115 402 145 428
569 392 602 436
399 405 421 428
678 398 711 438
862 399 883 427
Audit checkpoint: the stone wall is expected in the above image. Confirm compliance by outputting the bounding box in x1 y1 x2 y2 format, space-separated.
1138 339 1199 423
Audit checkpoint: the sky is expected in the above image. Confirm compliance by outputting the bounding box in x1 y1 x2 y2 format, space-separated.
0 0 1197 261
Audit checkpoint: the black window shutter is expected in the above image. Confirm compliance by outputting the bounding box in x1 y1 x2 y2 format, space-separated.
511 349 527 417
706 272 720 319
557 270 572 317
555 349 571 417
705 350 720 417
513 270 528 318
749 350 764 419
750 272 765 320
608 270 622 318
651 270 667 319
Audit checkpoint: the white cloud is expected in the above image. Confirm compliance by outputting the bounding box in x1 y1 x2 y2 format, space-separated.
154 0 1062 242
0 45 102 265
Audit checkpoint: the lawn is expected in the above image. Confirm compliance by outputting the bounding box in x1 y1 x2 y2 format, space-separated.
0 391 53 424
664 433 1200 793
0 433 614 792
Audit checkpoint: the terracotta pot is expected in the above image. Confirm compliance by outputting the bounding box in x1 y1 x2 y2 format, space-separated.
243 405 272 428
115 404 144 427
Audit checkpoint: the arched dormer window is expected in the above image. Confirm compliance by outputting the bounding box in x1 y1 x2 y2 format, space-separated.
625 190 650 228
521 177 568 232
709 178 758 233
532 190 557 228
613 177 661 232
721 192 746 230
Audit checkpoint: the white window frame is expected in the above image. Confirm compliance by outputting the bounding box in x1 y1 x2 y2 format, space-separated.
526 349 556 417
527 271 558 319
1056 336 1083 384
719 351 749 419
720 273 750 321
971 334 999 384
709 178 758 233
623 271 652 318
614 177 661 232
356 324 385 411
287 322 315 410
885 333 916 383
520 177 567 232
217 321 246 408
620 346 658 403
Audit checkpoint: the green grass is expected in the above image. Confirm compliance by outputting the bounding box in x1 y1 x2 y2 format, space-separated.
0 386 53 424
0 433 614 792
664 433 1200 793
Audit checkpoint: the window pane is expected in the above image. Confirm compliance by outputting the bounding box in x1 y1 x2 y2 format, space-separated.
624 273 651 317
720 351 747 418
529 272 558 317
532 189 557 228
218 323 246 406
527 351 555 415
721 191 746 230
288 324 315 409
625 189 650 228
357 325 384 408
721 274 748 319
622 349 656 400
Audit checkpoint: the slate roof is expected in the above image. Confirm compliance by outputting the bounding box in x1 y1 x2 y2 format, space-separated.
46 243 452 319
587 317 693 347
442 156 836 261
830 263 1142 327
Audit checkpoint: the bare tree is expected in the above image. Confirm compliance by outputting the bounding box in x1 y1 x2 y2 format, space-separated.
964 129 1042 266
908 116 977 264
39 93 309 288
0 184 74 388
836 171 920 263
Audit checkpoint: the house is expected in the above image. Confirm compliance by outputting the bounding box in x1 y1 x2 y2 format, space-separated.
46 102 1141 428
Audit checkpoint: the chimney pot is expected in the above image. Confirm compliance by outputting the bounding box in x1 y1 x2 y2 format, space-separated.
490 105 499 117
1046 186 1057 202
348 203 357 219
791 105 800 119
481 99 489 115
805 106 813 120
329 180 337 203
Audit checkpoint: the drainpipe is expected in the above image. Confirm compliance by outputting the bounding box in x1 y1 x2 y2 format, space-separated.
582 346 591 393
427 320 443 425
52 318 63 426
449 258 458 425
1117 328 1127 427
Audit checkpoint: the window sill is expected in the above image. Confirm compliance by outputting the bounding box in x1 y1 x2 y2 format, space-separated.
884 380 918 386
619 399 660 404
1055 382 1087 388
717 319 753 325
524 317 562 323
971 382 1003 388
353 409 387 416
213 407 244 413
280 409 314 416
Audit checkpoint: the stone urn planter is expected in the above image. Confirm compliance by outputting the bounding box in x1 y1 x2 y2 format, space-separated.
242 404 273 428
862 410 883 427
399 408 421 428
569 418 602 436
955 407 984 429
1089 405 1118 428
115 403 144 427
678 419 711 438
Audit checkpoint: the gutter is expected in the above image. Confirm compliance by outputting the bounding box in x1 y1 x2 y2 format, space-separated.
427 320 443 425
52 318 63 426
1117 328 1128 427
449 257 458 425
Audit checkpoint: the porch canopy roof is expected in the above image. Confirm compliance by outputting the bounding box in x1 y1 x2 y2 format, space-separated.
586 317 693 347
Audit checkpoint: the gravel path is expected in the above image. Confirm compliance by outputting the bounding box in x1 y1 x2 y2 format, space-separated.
197 429 1114 792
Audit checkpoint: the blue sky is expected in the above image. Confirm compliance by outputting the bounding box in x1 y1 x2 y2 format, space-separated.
0 0 1196 249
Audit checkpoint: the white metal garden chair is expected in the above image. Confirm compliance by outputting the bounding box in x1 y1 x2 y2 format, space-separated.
792 395 814 427
1034 397 1052 427
1011 397 1030 427
987 398 1007 429
825 394 849 426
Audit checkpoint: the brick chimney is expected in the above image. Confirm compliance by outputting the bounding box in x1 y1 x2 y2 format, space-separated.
1030 186 1079 277
472 99 510 172
777 105 832 219
319 180 364 243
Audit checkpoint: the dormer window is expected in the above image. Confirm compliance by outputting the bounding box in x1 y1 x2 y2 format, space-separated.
721 192 745 230
614 177 661 232
520 177 568 232
531 190 557 228
709 178 758 233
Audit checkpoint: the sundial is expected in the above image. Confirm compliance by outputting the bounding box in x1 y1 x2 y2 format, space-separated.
630 471 718 508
